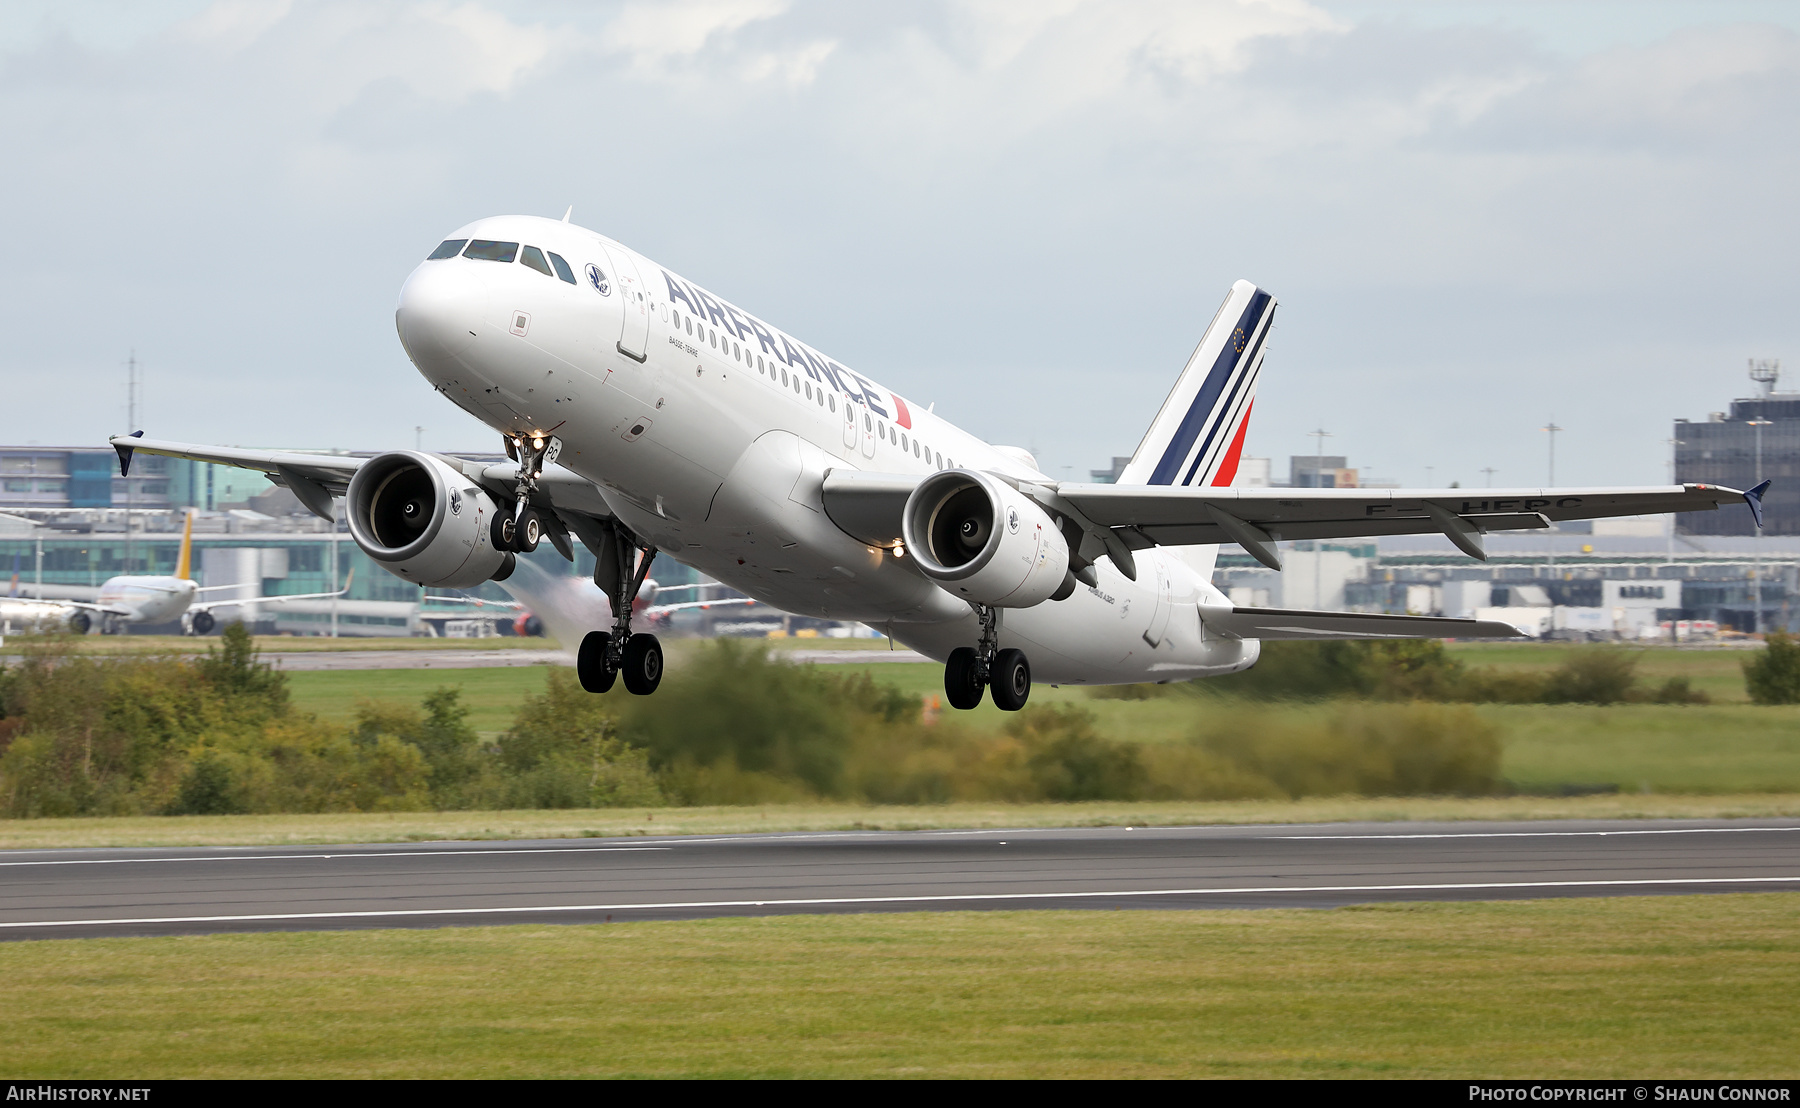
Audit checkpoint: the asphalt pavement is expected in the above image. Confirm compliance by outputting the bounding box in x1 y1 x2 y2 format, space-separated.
3 818 1797 940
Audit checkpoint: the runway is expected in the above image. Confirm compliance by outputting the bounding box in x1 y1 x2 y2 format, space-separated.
3 819 1797 941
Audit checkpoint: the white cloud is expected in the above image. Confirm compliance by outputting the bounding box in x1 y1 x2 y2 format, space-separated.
603 0 791 72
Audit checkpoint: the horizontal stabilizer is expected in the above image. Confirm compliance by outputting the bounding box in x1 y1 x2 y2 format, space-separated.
1202 604 1526 641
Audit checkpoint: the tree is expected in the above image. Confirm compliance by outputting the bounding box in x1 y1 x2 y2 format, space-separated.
1744 632 1800 705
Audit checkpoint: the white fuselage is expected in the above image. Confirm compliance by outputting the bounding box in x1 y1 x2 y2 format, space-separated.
396 215 1257 684
96 576 200 624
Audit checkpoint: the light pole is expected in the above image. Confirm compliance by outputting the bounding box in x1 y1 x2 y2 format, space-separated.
1750 418 1771 634
1665 435 1685 565
1308 427 1332 608
1542 419 1563 576
1481 467 1497 488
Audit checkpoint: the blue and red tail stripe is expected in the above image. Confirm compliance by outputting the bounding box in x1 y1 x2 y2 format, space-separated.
1124 282 1276 488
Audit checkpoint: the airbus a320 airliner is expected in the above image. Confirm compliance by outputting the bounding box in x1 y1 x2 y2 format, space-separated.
112 214 1764 710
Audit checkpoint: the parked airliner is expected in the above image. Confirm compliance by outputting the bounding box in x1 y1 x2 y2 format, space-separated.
0 509 348 634
112 214 1762 708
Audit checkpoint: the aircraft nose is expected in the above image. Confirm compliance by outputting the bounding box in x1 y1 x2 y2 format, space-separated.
396 260 484 363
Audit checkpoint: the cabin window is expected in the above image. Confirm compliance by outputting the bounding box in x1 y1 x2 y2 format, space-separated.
780 368 789 386
709 330 716 348
520 246 554 277
793 377 802 395
877 422 886 439
686 318 693 335
900 433 908 450
829 395 836 412
428 239 467 260
734 343 741 360
804 382 813 399
548 252 577 284
463 240 519 262
935 451 942 468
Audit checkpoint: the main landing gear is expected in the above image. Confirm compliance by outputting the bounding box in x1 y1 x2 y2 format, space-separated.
493 432 552 554
943 604 1031 712
577 522 663 697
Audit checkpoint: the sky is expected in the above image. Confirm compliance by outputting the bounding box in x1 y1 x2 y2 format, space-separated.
1 0 1796 490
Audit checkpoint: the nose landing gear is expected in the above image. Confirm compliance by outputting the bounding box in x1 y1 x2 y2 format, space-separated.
942 604 1031 712
576 522 663 696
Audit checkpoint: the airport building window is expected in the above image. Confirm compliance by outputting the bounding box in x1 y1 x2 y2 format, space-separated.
548 251 577 284
520 246 554 277
428 239 467 260
463 240 519 263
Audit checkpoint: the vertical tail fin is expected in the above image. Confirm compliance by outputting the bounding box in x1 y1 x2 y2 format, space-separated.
174 509 194 580
1118 280 1275 488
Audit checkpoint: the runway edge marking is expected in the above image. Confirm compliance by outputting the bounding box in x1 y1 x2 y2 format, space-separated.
7 875 1800 931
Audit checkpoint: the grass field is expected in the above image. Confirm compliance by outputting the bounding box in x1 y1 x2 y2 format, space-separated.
3 894 1795 1078
5 793 1800 850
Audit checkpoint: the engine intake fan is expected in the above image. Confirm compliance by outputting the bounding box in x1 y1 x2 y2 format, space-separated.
346 451 511 589
901 469 1071 608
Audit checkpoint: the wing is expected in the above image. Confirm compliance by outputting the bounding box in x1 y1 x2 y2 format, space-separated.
647 597 758 615
107 435 617 562
1201 604 1525 641
821 469 1759 577
192 588 351 613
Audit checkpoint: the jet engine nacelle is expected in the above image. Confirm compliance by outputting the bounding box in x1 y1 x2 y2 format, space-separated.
346 451 513 589
901 469 1071 608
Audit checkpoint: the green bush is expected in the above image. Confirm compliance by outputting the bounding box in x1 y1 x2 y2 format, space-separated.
1743 632 1800 704
1191 701 1501 798
490 669 662 809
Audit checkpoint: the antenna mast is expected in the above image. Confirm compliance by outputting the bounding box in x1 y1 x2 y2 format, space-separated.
1749 358 1780 398
125 351 139 574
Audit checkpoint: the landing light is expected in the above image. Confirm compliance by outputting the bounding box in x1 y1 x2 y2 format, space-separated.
532 437 544 449
893 544 906 559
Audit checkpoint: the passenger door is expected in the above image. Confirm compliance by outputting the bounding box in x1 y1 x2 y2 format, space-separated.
599 244 650 362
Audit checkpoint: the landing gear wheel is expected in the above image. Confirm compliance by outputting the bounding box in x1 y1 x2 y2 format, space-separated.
514 508 542 553
944 646 985 710
990 648 1031 712
191 611 215 636
492 514 517 551
578 631 616 693
621 633 663 696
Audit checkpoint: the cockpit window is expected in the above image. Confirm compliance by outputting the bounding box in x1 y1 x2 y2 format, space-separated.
520 246 554 277
547 251 577 284
428 239 467 260
463 240 519 262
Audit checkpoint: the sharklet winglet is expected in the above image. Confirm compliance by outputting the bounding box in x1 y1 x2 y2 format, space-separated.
113 430 144 476
1746 478 1772 530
